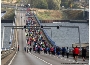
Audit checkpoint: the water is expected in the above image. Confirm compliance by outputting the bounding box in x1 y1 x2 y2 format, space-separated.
41 22 89 47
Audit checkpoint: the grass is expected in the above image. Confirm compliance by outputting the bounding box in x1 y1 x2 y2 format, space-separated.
33 8 84 20
1 8 15 20
63 10 84 20
34 8 63 20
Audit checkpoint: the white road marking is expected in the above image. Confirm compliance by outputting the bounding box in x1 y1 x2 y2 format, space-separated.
29 53 52 65
69 60 71 61
45 62 47 63
8 52 17 65
34 56 36 57
65 59 66 60
42 59 44 61
73 61 75 62
44 61 46 62
50 64 52 65
76 62 78 63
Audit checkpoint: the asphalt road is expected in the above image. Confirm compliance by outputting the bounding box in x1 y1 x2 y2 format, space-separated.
10 9 89 65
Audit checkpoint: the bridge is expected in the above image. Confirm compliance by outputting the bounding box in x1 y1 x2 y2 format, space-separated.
1 7 89 65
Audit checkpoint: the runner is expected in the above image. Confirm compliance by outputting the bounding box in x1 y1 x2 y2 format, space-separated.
18 45 19 51
24 47 26 52
66 47 69 58
62 47 66 57
73 46 80 62
82 47 87 61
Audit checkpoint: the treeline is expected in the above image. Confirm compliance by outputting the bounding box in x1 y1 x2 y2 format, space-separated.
27 0 61 10
27 0 79 9
60 0 79 8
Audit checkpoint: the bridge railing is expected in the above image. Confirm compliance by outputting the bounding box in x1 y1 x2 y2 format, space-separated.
34 14 56 46
1 21 17 60
43 29 55 46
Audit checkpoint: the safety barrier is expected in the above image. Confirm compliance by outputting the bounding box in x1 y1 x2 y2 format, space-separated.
43 29 55 46
1 20 17 60
40 20 88 23
34 14 56 46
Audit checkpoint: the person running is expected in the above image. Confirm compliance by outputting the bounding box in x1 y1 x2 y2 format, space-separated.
62 47 66 57
66 47 69 58
82 47 87 61
73 47 75 59
27 46 28 53
37 45 41 54
24 47 26 52
29 46 32 52
73 46 80 62
48 47 50 55
18 45 19 51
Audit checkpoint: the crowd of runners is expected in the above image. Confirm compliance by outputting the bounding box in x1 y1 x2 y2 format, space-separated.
17 9 87 62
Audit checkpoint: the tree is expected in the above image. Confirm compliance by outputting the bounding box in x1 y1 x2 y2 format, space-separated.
36 0 48 9
55 0 61 10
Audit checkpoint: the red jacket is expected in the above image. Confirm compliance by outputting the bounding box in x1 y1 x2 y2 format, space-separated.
74 48 80 54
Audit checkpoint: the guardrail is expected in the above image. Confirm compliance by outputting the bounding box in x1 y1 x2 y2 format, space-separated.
43 29 55 46
1 21 17 60
40 20 88 23
1 48 15 60
34 13 56 46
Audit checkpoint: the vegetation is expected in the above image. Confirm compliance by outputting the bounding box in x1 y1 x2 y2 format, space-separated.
33 8 83 20
63 10 84 20
27 0 61 10
33 8 64 20
1 8 15 20
60 0 79 8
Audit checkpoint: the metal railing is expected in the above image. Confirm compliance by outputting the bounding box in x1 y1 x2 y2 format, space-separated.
34 13 56 46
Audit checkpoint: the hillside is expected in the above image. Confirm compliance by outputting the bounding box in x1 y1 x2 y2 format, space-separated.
35 8 63 20
2 0 18 4
33 8 83 20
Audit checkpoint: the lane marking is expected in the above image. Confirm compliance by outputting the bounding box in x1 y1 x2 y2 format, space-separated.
76 62 78 63
43 61 46 62
29 53 52 65
65 59 66 60
73 61 75 62
46 62 47 63
48 63 50 64
8 52 17 65
69 60 71 61
54 56 55 57
42 59 44 61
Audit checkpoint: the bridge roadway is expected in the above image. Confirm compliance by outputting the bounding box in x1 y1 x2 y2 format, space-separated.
9 9 88 65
